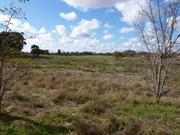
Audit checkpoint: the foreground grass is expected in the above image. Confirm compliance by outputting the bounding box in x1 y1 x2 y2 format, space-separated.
1 100 179 135
0 55 180 135
0 114 68 135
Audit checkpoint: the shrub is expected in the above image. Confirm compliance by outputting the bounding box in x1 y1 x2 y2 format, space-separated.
80 101 111 115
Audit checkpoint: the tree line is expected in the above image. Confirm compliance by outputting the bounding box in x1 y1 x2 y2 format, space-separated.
30 45 156 57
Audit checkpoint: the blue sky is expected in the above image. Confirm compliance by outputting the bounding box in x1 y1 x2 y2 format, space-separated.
0 0 147 52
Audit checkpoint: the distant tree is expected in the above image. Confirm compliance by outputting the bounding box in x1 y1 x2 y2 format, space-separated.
0 4 27 113
57 49 61 55
123 50 136 57
135 0 180 103
31 45 40 57
40 49 49 55
138 51 150 57
112 51 125 59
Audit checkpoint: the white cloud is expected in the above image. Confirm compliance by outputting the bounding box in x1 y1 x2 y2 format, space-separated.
0 12 146 53
118 38 144 51
0 13 37 33
59 37 102 52
164 0 179 3
119 27 135 33
104 23 112 29
71 18 100 37
62 0 149 25
103 34 114 40
115 0 148 24
0 14 9 24
25 32 57 52
62 0 120 11
25 31 145 53
60 12 77 21
9 19 37 33
38 27 47 34
55 25 66 36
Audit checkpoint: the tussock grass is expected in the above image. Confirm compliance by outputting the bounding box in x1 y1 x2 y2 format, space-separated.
1 55 180 135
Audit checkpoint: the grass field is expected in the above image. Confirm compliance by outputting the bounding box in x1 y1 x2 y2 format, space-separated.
0 55 180 135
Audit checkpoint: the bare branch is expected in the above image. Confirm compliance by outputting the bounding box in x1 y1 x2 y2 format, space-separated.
135 0 180 103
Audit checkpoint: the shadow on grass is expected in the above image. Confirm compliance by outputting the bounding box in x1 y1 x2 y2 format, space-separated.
0 113 69 135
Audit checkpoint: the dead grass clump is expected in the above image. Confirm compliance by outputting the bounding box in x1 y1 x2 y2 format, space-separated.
36 83 47 89
76 123 103 135
101 115 126 134
80 100 111 115
11 92 30 102
23 81 29 86
33 102 45 109
71 116 103 135
53 90 92 105
102 90 127 102
53 91 67 105
113 119 142 135
68 95 91 104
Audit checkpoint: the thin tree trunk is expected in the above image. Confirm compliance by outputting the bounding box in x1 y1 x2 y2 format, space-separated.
0 88 5 114
0 96 2 113
0 61 2 114
155 94 161 104
0 58 4 114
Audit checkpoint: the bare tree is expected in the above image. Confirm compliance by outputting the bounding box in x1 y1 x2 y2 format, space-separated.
135 0 180 103
0 4 27 113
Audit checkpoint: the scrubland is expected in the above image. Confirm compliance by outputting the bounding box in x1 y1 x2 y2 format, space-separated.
0 55 180 135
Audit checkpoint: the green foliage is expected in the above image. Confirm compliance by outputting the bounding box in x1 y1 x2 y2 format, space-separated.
0 114 68 135
0 32 26 57
57 49 61 55
112 50 136 59
31 45 50 57
112 51 126 59
40 50 49 55
31 45 40 57
123 50 136 57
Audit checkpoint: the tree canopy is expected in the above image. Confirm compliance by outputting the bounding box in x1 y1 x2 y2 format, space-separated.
0 31 26 57
31 45 40 57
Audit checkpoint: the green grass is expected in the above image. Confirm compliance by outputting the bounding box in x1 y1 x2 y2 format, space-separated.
0 114 69 135
21 55 146 74
114 100 180 134
1 55 179 135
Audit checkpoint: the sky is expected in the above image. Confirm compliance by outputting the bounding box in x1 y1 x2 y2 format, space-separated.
0 0 173 52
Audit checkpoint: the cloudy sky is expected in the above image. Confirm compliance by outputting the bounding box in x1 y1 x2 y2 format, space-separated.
0 0 149 52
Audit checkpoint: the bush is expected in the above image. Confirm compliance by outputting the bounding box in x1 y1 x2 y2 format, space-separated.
80 101 111 115
112 51 125 59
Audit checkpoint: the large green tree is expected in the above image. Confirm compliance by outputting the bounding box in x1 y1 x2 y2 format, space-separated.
0 32 26 57
31 45 40 57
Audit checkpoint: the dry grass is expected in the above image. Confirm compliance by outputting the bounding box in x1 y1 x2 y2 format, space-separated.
1 55 180 135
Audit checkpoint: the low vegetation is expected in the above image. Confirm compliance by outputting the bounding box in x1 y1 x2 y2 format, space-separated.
0 55 179 135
